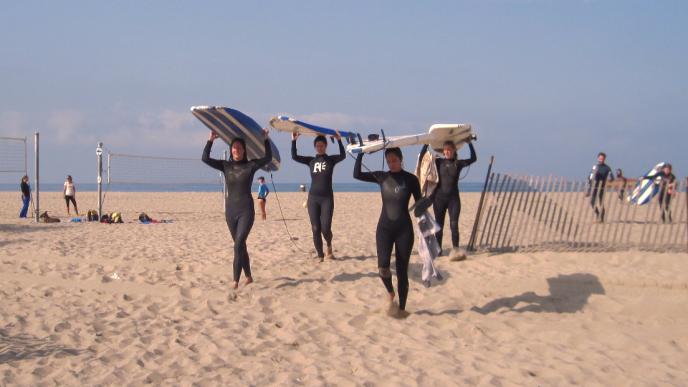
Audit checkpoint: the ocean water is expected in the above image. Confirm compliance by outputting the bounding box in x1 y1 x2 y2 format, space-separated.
0 182 486 193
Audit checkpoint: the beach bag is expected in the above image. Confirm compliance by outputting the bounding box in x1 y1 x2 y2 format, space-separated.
100 214 111 224
111 212 123 224
138 212 152 223
87 210 98 221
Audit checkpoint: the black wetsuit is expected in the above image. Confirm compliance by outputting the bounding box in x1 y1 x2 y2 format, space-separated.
202 139 272 282
588 163 614 220
646 171 676 223
421 143 476 249
353 153 421 311
292 139 346 258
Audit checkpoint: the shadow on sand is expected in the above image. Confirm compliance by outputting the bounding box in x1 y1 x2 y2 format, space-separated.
0 329 85 364
471 273 605 314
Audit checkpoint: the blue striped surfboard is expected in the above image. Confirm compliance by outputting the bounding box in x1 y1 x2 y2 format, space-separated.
269 116 358 141
191 106 281 171
629 162 665 205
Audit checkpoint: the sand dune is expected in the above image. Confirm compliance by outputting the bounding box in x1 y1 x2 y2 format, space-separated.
1 191 687 385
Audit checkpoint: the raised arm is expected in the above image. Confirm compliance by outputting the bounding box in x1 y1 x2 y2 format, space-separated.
252 138 273 171
353 153 378 183
458 142 477 167
291 139 312 165
202 139 224 171
332 138 346 163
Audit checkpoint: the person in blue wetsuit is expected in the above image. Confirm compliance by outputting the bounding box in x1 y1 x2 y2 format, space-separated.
202 129 272 289
292 131 346 261
419 140 476 258
354 147 430 317
256 176 269 220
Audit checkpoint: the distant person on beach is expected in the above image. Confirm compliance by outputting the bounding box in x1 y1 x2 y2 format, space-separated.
292 130 346 261
63 175 79 216
19 175 31 218
616 168 627 201
586 152 614 222
256 176 269 220
202 129 272 289
354 147 430 318
645 163 676 223
419 139 476 259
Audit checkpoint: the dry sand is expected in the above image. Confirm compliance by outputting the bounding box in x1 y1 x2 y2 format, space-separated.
1 191 687 386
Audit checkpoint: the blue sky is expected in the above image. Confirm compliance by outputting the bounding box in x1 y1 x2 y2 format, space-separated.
1 0 686 184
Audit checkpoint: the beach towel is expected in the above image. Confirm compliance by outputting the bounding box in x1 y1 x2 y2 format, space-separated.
414 210 443 287
415 148 439 197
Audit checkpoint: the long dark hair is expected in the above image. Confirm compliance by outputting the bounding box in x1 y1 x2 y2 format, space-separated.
230 138 248 161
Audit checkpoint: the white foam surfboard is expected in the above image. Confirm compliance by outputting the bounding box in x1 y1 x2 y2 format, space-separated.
346 124 473 154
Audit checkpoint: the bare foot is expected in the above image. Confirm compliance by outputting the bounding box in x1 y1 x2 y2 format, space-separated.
386 300 400 317
244 277 253 286
232 282 239 290
325 246 335 260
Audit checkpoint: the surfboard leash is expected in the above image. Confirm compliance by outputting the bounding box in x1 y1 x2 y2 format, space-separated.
269 172 310 255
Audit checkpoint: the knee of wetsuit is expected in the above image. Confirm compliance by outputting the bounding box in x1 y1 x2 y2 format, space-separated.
449 219 459 228
379 267 392 278
311 224 322 233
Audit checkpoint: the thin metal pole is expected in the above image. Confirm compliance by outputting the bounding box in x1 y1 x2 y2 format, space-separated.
107 152 111 185
24 136 27 177
34 132 39 222
97 142 103 220
467 155 495 251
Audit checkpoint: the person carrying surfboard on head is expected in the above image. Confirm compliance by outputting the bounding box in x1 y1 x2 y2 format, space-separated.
645 163 676 223
291 130 346 261
354 148 431 318
586 152 614 222
418 139 476 260
202 128 272 290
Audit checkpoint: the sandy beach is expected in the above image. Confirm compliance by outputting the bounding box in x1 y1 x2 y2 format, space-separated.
1 191 687 385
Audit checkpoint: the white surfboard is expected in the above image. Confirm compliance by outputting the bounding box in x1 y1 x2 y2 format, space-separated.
346 124 473 154
629 162 665 205
269 116 357 139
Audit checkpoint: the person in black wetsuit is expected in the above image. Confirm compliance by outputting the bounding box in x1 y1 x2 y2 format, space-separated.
645 163 677 223
586 152 614 222
419 140 476 257
615 168 628 201
202 129 272 289
354 147 429 317
292 131 346 261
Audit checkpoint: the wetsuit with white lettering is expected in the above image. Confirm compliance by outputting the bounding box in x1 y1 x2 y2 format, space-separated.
292 139 346 258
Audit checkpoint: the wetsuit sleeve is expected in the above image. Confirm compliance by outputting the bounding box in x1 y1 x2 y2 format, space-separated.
353 153 378 183
252 139 273 171
608 166 615 181
419 144 429 160
332 139 346 164
201 141 224 171
291 140 313 165
458 142 477 167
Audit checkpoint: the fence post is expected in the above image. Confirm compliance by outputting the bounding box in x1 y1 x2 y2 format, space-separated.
33 132 40 222
467 155 494 252
97 142 103 219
